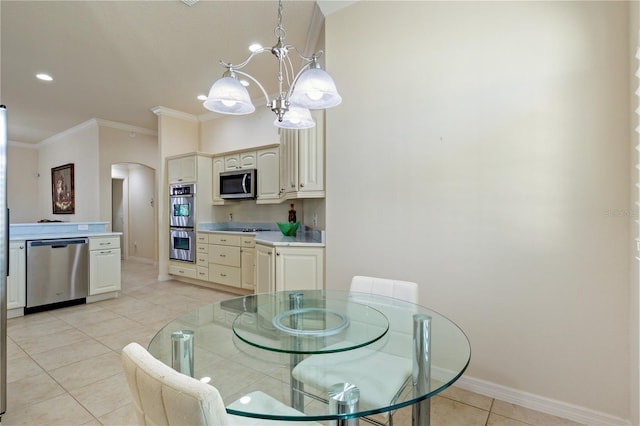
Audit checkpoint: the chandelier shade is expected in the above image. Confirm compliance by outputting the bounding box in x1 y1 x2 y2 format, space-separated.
274 106 315 129
203 76 255 115
202 0 340 129
290 68 342 109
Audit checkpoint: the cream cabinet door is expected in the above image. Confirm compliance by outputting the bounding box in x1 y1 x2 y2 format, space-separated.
212 156 225 205
168 156 197 184
255 244 275 293
275 246 324 291
298 116 324 194
225 152 256 171
89 248 122 295
241 247 256 290
8 241 26 310
256 147 281 203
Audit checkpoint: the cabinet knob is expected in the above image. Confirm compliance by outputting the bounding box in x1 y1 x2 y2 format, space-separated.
300 183 305 188
276 252 280 256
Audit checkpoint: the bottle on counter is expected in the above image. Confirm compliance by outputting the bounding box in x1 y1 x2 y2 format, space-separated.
288 204 297 223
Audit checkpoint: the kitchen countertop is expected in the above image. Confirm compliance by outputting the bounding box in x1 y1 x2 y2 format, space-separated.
198 222 325 247
10 232 121 241
9 222 121 241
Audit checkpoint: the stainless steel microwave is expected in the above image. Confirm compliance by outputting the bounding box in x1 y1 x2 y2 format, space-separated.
220 169 257 200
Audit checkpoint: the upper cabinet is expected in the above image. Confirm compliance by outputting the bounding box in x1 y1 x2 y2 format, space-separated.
256 147 281 204
168 154 213 220
225 152 256 171
210 111 324 205
168 155 198 184
280 111 325 199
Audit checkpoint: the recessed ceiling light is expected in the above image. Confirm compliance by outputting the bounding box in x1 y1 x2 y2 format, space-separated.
249 44 262 53
197 94 207 101
36 73 53 81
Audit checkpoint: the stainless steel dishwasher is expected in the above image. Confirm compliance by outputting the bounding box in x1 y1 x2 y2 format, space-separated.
25 237 89 313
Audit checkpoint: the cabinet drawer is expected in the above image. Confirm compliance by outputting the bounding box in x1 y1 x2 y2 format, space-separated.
196 252 208 267
196 266 209 281
196 234 209 244
169 265 197 279
197 243 208 254
210 245 240 267
209 264 241 287
89 236 120 250
209 234 241 246
241 237 256 248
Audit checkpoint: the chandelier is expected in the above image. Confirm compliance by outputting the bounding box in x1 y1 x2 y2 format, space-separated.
202 0 341 129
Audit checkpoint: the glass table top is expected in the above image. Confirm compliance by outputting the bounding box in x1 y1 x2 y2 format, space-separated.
231 291 390 354
148 290 471 422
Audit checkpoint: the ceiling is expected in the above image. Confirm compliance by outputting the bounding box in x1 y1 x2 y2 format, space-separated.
1 0 350 144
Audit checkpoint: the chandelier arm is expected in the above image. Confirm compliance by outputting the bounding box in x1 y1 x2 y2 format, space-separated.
232 70 271 105
285 61 314 99
286 45 325 63
219 47 271 71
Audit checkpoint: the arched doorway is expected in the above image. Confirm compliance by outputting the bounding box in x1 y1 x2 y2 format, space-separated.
111 163 157 264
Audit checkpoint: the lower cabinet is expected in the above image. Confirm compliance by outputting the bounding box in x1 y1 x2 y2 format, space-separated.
240 236 256 290
8 241 26 311
255 244 324 293
89 236 122 296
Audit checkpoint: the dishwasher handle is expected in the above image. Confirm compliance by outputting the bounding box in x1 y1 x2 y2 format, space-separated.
27 238 89 248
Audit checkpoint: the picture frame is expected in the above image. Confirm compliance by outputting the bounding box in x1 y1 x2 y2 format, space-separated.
51 163 75 214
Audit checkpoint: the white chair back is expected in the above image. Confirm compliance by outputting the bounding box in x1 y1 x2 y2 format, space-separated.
348 275 419 358
350 275 418 303
122 342 229 426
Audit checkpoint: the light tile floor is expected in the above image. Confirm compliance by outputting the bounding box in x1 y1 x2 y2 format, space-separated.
1 261 583 426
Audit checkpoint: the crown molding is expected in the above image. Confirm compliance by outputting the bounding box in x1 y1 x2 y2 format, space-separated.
39 119 98 147
151 106 198 122
304 2 325 57
8 140 38 149
94 118 157 136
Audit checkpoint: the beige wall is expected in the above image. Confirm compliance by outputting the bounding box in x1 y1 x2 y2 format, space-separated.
200 108 279 154
326 1 631 421
629 4 640 425
8 144 39 222
37 122 100 221
98 125 158 228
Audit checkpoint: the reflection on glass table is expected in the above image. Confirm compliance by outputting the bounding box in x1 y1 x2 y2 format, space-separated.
148 290 470 426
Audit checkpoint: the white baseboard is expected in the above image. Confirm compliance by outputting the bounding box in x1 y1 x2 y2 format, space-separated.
454 375 632 426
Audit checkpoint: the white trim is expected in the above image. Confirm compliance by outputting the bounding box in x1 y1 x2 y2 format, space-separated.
304 3 324 57
38 119 97 147
8 140 38 149
150 106 198 122
95 118 157 136
454 375 632 426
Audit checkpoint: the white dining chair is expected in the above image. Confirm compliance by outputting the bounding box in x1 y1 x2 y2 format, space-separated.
292 275 419 426
121 342 320 426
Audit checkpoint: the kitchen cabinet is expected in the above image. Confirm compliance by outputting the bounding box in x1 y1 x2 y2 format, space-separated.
255 244 275 293
280 111 324 199
168 155 197 184
89 236 121 295
240 236 256 290
212 156 225 205
255 243 324 293
225 152 256 171
256 147 281 204
167 154 213 222
196 233 209 281
209 233 242 288
8 241 26 312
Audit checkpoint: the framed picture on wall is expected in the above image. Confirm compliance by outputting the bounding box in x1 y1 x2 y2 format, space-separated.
51 163 75 214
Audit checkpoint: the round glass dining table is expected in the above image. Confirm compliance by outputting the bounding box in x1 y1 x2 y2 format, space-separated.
148 290 470 425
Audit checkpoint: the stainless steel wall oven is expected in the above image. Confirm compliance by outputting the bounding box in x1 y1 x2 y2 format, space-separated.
169 184 195 263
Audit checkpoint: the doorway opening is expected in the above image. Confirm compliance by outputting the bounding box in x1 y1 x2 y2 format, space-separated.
111 163 157 264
